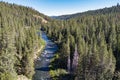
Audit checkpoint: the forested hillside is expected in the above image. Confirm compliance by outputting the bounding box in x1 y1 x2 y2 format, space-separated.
0 2 49 80
1 1 120 80
43 4 120 80
53 3 120 20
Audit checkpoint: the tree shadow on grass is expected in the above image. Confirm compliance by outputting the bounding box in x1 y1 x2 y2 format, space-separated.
51 74 76 80
50 57 67 70
50 56 76 80
35 66 53 71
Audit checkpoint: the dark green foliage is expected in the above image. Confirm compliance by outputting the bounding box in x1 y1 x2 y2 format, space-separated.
43 4 120 80
1 1 120 80
0 2 47 79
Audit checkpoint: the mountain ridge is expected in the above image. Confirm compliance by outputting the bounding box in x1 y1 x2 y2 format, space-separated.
51 3 120 20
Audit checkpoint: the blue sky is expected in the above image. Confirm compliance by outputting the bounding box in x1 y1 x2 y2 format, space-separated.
0 0 120 16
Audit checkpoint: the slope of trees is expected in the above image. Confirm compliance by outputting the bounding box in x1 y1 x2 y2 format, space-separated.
43 4 120 80
1 1 120 80
0 2 48 80
53 3 120 20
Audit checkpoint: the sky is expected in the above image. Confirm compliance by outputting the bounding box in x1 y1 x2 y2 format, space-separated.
0 0 120 16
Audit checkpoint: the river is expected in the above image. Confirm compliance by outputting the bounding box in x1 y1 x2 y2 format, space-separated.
33 31 58 80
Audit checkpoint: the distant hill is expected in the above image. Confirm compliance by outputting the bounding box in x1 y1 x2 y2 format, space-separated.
52 3 120 20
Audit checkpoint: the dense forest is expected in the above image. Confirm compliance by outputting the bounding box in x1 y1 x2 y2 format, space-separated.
42 4 120 80
1 1 120 80
0 2 50 80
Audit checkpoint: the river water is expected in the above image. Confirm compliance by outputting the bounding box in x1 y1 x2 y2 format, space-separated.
33 31 58 80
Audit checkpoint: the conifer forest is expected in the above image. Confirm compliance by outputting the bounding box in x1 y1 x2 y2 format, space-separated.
1 1 120 80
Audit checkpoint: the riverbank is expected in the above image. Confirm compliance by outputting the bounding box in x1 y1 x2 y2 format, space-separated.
34 45 44 60
17 75 30 80
17 35 46 80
